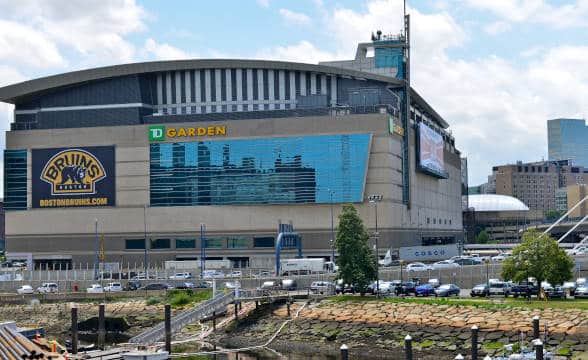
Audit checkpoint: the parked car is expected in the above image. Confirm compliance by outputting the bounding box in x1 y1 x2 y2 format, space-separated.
562 281 577 296
254 270 272 278
335 279 356 294
376 281 395 295
87 284 104 293
194 281 212 288
545 285 565 299
574 285 588 298
491 253 510 262
406 262 432 272
229 271 242 278
224 281 241 289
37 283 58 294
175 282 195 289
104 282 123 292
16 285 34 295
511 283 539 298
169 272 193 280
431 260 459 269
415 284 436 297
428 278 441 288
201 270 225 279
260 281 278 290
453 258 482 266
125 280 142 291
281 279 297 291
310 281 335 295
435 284 460 297
470 284 490 297
489 281 511 297
142 283 171 290
396 281 417 296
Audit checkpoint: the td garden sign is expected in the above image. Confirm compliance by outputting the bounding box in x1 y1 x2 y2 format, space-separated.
149 125 227 141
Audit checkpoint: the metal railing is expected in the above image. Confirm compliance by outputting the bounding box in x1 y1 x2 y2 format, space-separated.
129 291 235 345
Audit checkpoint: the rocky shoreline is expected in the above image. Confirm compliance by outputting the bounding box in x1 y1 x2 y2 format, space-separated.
210 299 588 359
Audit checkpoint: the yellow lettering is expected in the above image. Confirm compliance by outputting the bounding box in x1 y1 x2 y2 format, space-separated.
215 126 226 135
197 127 206 136
208 126 214 136
177 128 187 137
166 128 176 137
187 128 196 136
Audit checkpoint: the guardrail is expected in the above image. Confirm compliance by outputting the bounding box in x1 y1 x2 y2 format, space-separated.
0 289 168 304
129 291 235 345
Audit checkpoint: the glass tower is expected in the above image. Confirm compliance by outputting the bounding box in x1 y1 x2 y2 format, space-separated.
547 118 588 167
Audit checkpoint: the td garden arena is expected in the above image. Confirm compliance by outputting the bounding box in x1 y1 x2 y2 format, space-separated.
0 35 463 269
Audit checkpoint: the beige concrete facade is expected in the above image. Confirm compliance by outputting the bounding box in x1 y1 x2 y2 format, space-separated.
6 113 463 266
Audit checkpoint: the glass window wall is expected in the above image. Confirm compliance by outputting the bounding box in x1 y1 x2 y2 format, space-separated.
150 134 371 206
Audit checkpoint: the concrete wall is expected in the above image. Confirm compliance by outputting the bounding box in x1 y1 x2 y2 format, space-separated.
5 113 463 263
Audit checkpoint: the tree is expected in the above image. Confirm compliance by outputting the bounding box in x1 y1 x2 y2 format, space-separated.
475 230 490 244
335 204 377 294
545 209 565 221
501 230 574 288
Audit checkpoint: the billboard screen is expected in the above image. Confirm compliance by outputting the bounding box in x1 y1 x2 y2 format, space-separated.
32 146 115 208
417 122 448 178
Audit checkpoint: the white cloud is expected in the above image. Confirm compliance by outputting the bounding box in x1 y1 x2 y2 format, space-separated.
142 39 194 60
279 9 312 26
0 20 66 69
484 21 511 35
305 0 588 184
255 40 341 64
465 0 588 29
0 0 148 64
257 0 270 8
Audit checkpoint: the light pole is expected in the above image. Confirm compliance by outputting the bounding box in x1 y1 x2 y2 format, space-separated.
484 258 490 288
329 189 335 264
368 194 383 297
93 218 99 280
143 205 148 279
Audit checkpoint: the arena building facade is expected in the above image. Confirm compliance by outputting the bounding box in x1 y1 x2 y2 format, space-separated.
0 37 463 269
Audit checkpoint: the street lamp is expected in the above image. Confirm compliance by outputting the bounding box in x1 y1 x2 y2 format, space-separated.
143 205 148 279
368 194 383 297
484 258 490 288
329 189 335 264
93 218 99 281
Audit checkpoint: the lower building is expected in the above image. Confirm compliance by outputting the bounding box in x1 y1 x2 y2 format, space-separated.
464 194 529 243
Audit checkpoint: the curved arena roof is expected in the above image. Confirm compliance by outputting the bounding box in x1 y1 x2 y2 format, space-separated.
468 194 529 212
0 58 449 129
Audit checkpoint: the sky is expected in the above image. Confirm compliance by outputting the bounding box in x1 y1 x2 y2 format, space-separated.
0 0 588 186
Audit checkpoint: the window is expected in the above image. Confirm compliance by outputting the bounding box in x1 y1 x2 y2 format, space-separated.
176 238 196 249
227 237 249 249
205 237 224 249
433 218 436 224
125 239 145 250
151 238 171 249
150 134 371 206
254 237 275 248
427 217 430 224
4 149 27 210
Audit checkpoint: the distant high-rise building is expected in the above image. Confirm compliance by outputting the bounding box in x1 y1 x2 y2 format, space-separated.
548 118 588 167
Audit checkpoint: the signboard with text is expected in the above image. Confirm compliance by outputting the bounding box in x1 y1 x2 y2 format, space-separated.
32 146 115 208
399 244 459 262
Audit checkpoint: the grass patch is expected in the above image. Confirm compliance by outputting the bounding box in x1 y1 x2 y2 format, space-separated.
166 289 213 308
146 297 160 305
419 340 434 348
483 342 504 350
556 347 571 356
330 295 588 310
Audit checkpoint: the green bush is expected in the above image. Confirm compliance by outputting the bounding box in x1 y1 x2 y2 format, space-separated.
170 292 192 307
146 297 160 305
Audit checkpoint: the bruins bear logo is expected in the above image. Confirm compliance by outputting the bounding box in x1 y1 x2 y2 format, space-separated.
60 165 87 185
41 149 106 195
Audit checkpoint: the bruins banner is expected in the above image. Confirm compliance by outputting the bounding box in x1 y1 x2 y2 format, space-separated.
32 146 115 208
